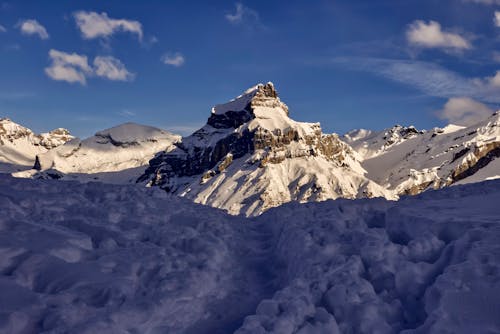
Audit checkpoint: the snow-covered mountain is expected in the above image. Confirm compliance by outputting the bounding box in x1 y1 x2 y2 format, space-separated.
344 113 500 195
1 174 499 333
16 123 181 184
0 118 73 172
139 83 394 216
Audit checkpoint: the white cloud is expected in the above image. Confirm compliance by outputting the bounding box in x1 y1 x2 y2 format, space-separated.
161 52 185 67
406 20 470 50
73 11 143 40
226 3 245 23
93 56 134 81
471 70 500 92
45 50 133 85
437 97 494 126
225 2 261 27
330 57 500 103
0 24 6 33
495 11 500 27
45 49 92 85
17 19 49 40
463 0 500 4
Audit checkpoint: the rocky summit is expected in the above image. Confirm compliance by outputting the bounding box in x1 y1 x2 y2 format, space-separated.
139 83 393 216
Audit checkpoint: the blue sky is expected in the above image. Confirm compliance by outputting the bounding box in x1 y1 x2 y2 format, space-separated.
0 0 499 137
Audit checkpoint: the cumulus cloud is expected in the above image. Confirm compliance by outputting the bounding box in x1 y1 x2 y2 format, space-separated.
406 20 470 50
93 56 134 81
73 11 143 40
481 71 500 88
437 97 494 126
45 50 92 85
161 52 185 67
17 19 49 39
45 49 133 85
0 24 6 33
495 11 500 27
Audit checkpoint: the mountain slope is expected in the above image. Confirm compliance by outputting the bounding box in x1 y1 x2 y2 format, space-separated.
16 123 180 184
344 113 500 195
140 83 394 216
0 118 73 172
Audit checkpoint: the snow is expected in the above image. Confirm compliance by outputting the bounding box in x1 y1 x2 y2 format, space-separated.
212 83 264 115
346 113 500 194
13 123 180 184
0 175 499 333
0 118 73 171
94 122 173 145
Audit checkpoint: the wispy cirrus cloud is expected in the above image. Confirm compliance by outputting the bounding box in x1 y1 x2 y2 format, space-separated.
17 19 49 39
406 20 471 50
73 11 143 41
0 24 6 33
45 49 134 85
463 0 500 4
161 52 185 67
330 57 500 103
225 2 263 29
495 11 500 27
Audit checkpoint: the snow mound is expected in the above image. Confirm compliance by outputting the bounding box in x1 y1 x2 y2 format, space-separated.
94 122 176 145
0 175 499 333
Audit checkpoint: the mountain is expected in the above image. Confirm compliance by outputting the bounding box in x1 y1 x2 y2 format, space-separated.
344 113 500 195
16 123 181 184
139 83 394 216
0 118 73 172
1 174 499 333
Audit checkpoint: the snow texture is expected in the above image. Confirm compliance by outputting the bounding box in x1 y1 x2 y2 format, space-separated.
344 113 500 195
0 174 499 333
13 123 180 184
0 118 72 172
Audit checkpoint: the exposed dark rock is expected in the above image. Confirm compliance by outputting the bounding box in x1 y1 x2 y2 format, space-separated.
138 83 353 192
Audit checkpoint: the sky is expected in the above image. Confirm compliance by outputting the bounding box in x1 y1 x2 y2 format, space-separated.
0 0 499 138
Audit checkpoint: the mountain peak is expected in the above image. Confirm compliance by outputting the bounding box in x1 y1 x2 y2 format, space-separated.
140 83 393 215
208 82 289 130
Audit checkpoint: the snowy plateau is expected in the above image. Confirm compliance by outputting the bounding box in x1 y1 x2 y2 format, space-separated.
1 82 500 333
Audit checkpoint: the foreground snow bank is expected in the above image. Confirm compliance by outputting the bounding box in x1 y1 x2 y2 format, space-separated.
0 175 499 333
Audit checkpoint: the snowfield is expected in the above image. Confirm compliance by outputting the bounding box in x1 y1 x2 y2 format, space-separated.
0 175 499 333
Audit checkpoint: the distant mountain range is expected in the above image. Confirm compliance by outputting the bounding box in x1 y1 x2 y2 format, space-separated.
2 83 499 215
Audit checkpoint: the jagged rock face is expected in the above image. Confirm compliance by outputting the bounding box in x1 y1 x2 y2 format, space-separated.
0 118 73 149
0 118 73 170
140 83 394 216
356 112 500 196
141 83 354 190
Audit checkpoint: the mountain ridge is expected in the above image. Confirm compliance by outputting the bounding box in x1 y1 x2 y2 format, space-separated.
3 83 500 215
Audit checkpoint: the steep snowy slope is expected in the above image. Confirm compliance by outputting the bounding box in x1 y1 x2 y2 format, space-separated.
0 175 499 333
0 118 72 172
140 83 394 216
16 123 181 184
344 113 500 195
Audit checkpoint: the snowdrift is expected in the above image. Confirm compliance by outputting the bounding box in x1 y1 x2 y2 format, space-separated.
0 171 499 333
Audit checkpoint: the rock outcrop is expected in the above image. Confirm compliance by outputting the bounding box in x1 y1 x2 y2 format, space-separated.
140 83 394 216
